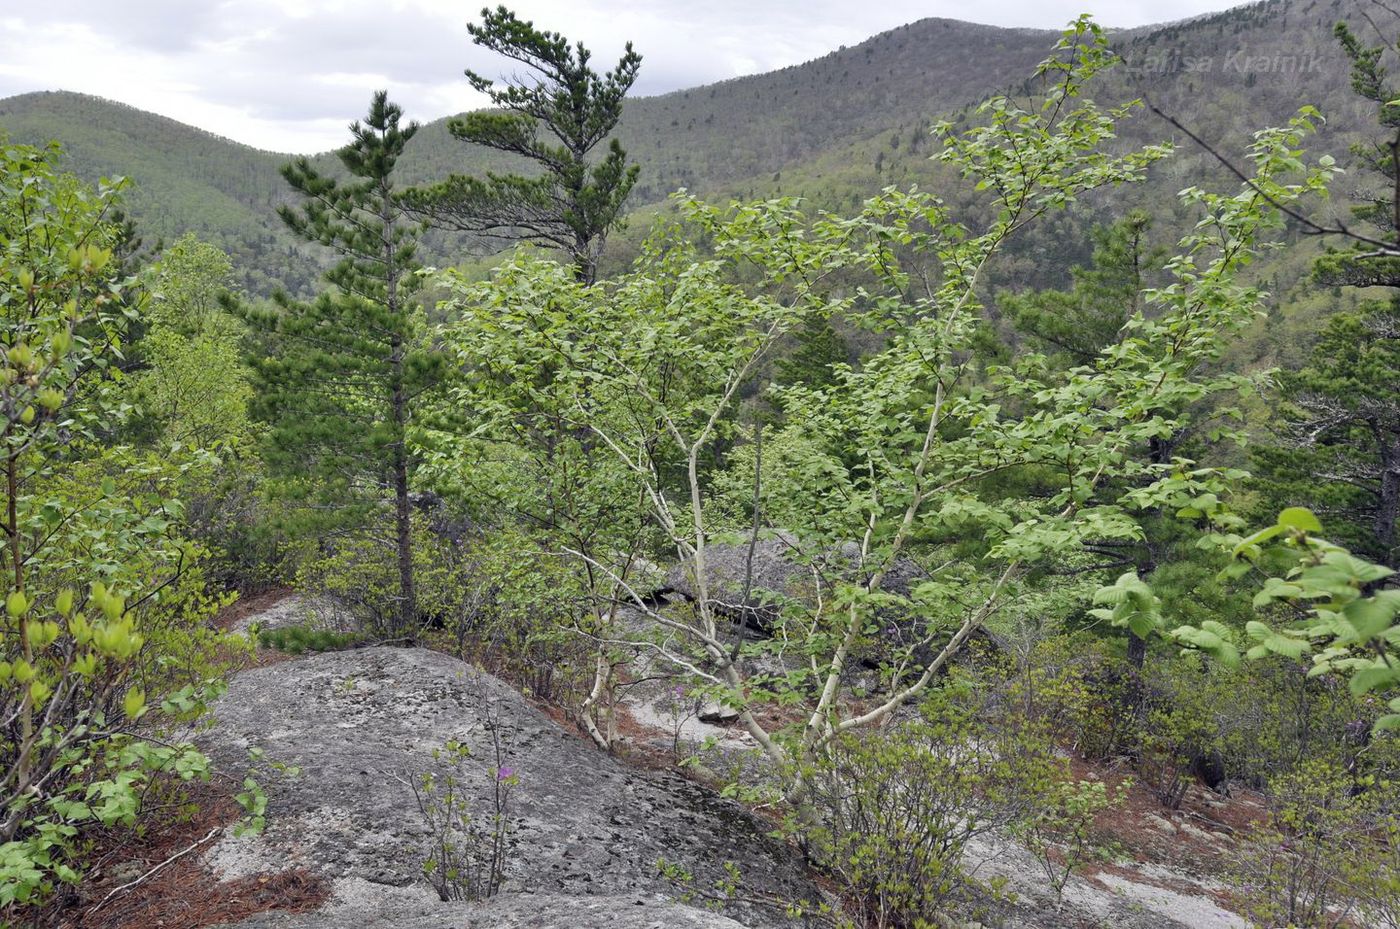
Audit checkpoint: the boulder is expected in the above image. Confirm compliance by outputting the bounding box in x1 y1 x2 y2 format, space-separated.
663 535 1005 673
665 533 928 621
697 701 741 725
202 647 815 928
663 532 814 629
228 593 355 636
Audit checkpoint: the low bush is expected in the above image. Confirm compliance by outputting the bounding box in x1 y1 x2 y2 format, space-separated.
797 678 1064 928
1235 759 1400 929
404 699 520 903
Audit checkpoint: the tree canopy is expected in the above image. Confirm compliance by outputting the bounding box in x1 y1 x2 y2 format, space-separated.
405 5 642 283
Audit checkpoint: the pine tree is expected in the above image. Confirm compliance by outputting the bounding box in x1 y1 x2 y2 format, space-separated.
239 92 440 634
776 316 849 388
407 6 642 284
1254 309 1400 566
1003 210 1164 365
1252 23 1400 567
1002 211 1171 671
1320 20 1400 289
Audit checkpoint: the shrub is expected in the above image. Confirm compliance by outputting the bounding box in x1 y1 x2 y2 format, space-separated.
1210 660 1367 790
1136 658 1225 810
0 140 256 908
1003 634 1140 763
1013 775 1125 903
405 713 520 902
798 680 1061 928
1234 759 1400 929
420 526 602 711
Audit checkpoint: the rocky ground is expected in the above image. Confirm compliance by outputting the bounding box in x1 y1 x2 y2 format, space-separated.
197 643 817 929
58 594 1265 929
612 667 1254 929
219 893 754 928
224 592 355 636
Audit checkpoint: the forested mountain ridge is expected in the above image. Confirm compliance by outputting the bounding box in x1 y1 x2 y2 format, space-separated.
0 17 1057 293
0 0 1382 297
0 92 309 294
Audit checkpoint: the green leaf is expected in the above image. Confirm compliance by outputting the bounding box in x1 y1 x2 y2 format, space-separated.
1277 507 1322 532
1233 523 1284 557
1127 613 1157 639
1343 595 1400 640
1265 634 1308 660
122 687 146 720
5 591 29 618
1349 665 1396 696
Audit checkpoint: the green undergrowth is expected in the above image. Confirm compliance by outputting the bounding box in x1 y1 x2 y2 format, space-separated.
255 624 364 655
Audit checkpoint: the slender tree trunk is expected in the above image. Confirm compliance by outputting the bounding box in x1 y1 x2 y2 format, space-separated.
1123 435 1175 702
7 449 32 786
1114 429 1182 752
573 231 596 286
1126 631 1147 670
566 167 597 286
391 364 415 637
1376 436 1400 567
8 450 22 595
580 649 613 750
384 185 416 637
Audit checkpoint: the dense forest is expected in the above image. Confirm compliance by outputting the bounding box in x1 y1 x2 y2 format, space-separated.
3 2 1400 928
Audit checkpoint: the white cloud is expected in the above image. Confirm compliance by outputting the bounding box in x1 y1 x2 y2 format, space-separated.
0 0 1245 153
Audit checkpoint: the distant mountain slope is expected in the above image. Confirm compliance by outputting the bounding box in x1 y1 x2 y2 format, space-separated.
586 19 1056 200
0 92 315 295
0 0 1388 303
398 18 1058 199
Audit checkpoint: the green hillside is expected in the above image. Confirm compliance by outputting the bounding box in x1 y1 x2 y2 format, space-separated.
0 0 1385 304
0 92 313 295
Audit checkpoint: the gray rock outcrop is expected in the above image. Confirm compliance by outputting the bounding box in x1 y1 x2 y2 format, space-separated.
664 534 933 618
218 891 751 929
203 646 815 929
662 533 963 671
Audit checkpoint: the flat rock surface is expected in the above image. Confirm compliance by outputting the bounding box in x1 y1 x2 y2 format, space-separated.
202 646 813 928
219 890 750 929
958 832 1248 929
227 593 355 635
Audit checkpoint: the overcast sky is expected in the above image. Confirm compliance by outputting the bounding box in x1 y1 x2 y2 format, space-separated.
0 0 1245 153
